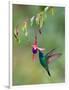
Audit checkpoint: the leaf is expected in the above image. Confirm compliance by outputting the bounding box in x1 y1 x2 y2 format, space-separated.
51 8 55 15
18 31 28 47
44 7 49 12
49 7 55 16
22 21 28 32
35 13 40 25
14 25 20 43
22 26 25 32
30 16 35 26
40 16 44 28
25 31 28 37
36 11 45 28
21 20 29 37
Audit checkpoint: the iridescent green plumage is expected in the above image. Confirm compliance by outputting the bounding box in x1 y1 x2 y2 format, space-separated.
39 48 61 77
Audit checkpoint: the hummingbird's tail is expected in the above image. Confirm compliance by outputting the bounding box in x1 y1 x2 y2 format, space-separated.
47 69 51 77
45 68 51 77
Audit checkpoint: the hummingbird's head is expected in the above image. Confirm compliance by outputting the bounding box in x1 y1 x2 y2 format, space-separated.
37 47 45 57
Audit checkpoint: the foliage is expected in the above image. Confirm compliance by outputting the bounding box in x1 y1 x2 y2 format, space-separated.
14 6 55 47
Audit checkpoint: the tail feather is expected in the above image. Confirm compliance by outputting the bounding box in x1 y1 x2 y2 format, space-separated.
47 70 51 77
45 68 51 77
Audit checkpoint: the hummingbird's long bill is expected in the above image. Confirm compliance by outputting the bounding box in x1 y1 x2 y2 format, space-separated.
37 47 45 51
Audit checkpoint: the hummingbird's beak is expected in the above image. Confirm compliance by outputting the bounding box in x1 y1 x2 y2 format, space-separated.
37 47 45 51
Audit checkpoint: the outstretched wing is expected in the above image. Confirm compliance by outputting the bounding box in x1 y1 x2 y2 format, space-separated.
47 53 62 64
46 48 56 56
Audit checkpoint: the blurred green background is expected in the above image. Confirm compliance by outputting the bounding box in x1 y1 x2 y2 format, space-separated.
13 4 65 85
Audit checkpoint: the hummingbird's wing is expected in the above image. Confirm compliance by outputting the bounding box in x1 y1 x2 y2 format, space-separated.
46 48 56 56
47 53 62 64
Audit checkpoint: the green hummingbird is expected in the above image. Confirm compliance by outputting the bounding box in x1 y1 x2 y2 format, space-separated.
38 48 62 77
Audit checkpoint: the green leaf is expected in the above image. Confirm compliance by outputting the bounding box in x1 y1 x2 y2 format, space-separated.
48 7 55 16
25 30 28 37
44 7 49 12
18 30 28 47
51 8 55 15
30 16 35 26
40 16 43 28
35 13 40 26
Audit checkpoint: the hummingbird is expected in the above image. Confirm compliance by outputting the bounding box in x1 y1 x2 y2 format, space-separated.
38 48 62 77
